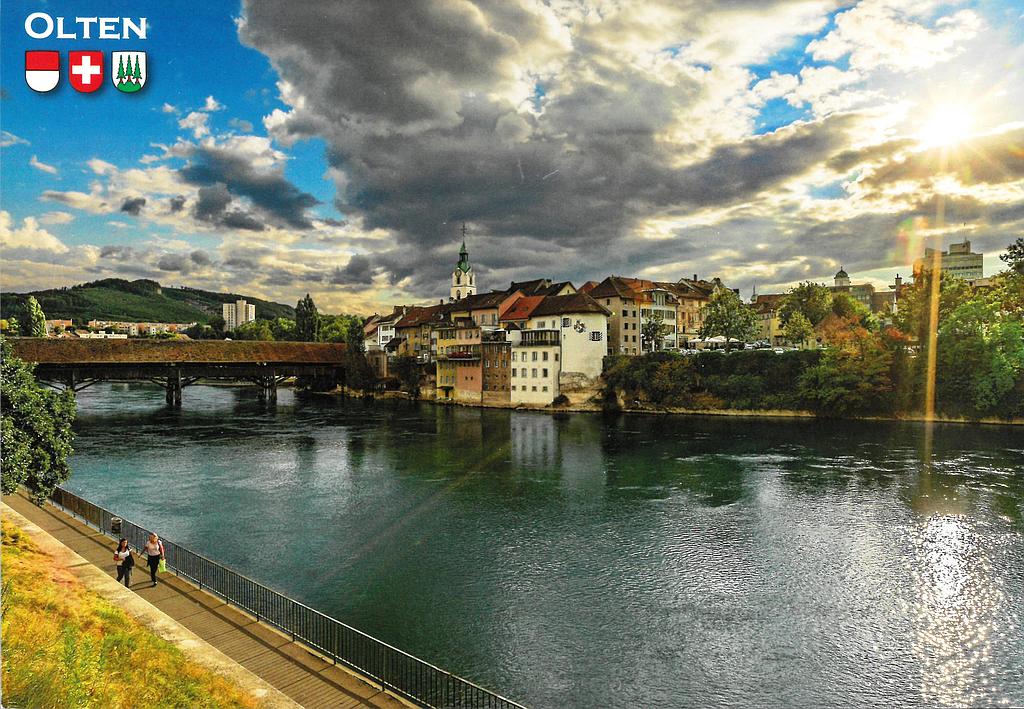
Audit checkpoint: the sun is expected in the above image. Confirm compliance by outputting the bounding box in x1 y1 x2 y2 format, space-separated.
917 105 974 148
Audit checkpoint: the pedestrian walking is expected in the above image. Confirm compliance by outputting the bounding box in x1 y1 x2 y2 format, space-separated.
142 532 165 587
113 538 134 587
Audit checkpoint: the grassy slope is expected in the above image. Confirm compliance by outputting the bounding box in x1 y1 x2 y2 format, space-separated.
0 279 294 326
1 520 260 709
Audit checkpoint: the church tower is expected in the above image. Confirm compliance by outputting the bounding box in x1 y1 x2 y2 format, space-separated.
450 224 476 301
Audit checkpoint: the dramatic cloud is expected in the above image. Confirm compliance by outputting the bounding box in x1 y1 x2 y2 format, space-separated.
180 137 318 229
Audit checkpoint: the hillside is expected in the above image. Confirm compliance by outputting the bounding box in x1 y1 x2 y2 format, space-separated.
0 279 294 326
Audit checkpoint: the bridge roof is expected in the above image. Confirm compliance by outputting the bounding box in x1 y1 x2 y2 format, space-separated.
10 338 347 365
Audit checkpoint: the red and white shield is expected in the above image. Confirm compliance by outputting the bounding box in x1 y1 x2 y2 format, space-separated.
69 51 104 93
25 51 59 93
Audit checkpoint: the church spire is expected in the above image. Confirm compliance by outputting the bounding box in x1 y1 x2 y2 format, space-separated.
450 222 476 300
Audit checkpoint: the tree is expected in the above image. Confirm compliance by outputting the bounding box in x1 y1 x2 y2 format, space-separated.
116 55 126 82
782 311 814 347
20 296 47 337
699 288 758 351
797 335 894 416
321 313 363 343
830 292 870 325
391 356 421 397
641 312 668 352
1000 237 1024 275
233 320 275 341
343 318 376 392
780 282 833 327
270 317 297 341
1 338 76 502
295 294 321 342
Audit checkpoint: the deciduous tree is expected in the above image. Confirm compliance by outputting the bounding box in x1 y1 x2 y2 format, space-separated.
699 288 758 351
20 296 47 337
1 338 76 502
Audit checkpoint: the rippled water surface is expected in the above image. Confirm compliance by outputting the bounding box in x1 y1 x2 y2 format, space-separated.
68 384 1024 708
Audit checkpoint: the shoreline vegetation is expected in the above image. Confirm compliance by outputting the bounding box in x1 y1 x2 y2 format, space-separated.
0 519 261 709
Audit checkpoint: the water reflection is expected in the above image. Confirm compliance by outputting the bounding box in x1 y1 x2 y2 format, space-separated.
68 384 1024 708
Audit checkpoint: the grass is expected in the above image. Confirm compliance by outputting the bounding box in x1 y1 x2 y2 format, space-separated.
1 520 262 709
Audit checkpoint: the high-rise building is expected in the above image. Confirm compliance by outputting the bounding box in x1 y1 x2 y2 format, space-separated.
222 299 256 331
913 240 983 281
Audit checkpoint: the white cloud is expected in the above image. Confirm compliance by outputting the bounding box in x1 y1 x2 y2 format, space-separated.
29 155 58 175
808 2 983 72
39 211 75 225
178 111 210 138
162 102 178 114
1 131 29 148
0 211 69 253
203 95 225 112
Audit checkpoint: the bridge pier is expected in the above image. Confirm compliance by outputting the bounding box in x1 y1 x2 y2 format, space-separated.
256 374 278 403
166 372 182 407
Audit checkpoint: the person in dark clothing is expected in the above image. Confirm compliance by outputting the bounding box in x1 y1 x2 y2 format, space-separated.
113 538 134 587
142 532 165 587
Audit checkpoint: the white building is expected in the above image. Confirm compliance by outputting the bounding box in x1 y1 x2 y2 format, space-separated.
450 239 476 301
222 299 256 330
506 293 610 405
913 240 984 281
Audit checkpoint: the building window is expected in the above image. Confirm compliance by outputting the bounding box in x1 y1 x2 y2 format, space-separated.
554 353 559 361
543 351 549 361
532 368 537 378
532 386 537 392
590 331 603 341
562 317 571 328
521 368 527 377
542 368 548 378
542 386 548 392
532 351 538 361
512 352 517 362
538 321 545 329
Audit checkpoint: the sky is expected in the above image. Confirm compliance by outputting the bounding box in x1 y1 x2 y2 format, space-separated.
2 0 1023 315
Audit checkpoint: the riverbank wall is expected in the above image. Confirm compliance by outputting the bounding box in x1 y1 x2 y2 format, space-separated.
346 388 1024 426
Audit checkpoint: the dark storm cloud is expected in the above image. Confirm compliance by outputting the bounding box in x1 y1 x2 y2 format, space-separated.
191 183 265 232
863 127 1024 187
168 195 187 213
238 0 865 297
156 253 191 272
329 254 374 286
190 250 212 266
120 197 146 215
100 245 136 260
180 143 318 229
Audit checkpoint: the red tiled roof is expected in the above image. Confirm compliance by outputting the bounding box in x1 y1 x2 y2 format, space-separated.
530 293 611 317
395 304 451 328
9 338 347 364
499 295 545 321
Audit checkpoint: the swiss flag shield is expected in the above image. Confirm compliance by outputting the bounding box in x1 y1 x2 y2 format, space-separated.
25 51 59 93
69 51 104 93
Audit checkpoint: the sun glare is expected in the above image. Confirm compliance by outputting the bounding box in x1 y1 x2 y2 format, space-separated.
917 105 974 148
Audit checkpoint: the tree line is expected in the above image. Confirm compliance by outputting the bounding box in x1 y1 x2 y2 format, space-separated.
606 239 1024 420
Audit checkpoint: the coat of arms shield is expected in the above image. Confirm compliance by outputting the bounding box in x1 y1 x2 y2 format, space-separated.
112 52 147 93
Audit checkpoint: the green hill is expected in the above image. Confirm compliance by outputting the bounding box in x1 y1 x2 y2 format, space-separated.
0 279 295 326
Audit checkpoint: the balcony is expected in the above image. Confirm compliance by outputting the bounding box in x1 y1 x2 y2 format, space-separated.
517 329 560 347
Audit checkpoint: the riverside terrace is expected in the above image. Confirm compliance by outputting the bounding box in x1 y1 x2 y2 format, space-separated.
8 338 347 405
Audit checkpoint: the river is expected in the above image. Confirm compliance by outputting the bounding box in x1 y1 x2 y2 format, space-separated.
66 383 1024 708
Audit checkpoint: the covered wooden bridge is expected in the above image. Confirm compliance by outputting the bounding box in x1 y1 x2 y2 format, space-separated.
9 339 346 405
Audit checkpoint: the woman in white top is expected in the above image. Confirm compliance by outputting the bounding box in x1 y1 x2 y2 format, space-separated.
142 532 165 587
113 538 134 587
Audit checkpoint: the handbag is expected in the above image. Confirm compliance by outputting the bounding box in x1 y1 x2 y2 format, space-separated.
158 558 167 573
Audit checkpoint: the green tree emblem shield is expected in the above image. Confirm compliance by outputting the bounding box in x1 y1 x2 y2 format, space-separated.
112 52 146 93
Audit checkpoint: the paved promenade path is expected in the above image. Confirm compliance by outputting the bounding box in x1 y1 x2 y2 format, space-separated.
5 492 410 709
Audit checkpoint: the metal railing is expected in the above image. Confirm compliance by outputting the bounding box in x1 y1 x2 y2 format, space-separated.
48 487 527 709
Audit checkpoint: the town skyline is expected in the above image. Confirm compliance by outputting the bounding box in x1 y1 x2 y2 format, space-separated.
2 0 1022 315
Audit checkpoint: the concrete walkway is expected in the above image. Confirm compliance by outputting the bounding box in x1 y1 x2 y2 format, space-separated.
4 493 411 709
